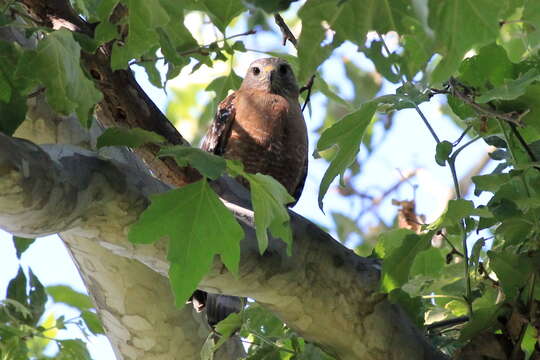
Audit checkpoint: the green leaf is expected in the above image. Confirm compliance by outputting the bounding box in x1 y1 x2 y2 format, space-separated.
130 179 243 305
315 101 377 209
374 228 417 259
476 69 540 103
521 325 537 358
469 238 486 269
429 0 502 83
388 289 423 328
296 0 344 83
214 312 242 350
0 69 11 102
195 0 245 33
96 127 165 149
206 70 242 110
200 334 215 360
227 160 294 255
57 339 91 360
364 41 401 83
111 0 169 69
410 247 445 278
46 285 94 310
472 173 512 194
488 250 533 299
28 269 46 326
377 82 430 111
7 267 28 314
458 43 514 89
459 305 502 340
427 200 482 230
159 146 226 180
15 29 102 127
12 237 35 259
243 0 296 13
380 232 433 293
435 141 453 166
81 310 104 335
0 89 27 136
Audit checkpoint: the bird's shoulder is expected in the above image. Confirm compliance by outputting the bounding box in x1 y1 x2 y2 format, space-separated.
200 92 237 154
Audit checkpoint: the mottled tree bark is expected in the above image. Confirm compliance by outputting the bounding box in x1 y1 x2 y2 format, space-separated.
0 130 446 360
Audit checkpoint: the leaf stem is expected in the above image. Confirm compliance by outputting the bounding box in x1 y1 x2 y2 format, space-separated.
412 103 441 144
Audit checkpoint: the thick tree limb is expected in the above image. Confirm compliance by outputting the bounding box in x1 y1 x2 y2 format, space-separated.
0 132 446 360
11 96 244 360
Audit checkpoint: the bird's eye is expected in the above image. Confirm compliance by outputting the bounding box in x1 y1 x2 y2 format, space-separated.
252 67 261 76
279 64 288 75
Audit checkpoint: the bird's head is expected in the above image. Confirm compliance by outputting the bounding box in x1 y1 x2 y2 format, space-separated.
241 57 299 98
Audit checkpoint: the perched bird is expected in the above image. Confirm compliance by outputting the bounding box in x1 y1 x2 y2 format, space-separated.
191 57 308 325
201 57 308 203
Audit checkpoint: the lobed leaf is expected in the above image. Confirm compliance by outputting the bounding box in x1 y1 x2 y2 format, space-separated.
130 179 243 305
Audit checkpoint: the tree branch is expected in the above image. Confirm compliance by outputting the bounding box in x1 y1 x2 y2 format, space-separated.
0 132 447 360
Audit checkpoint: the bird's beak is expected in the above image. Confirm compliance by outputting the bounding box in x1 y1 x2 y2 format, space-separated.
263 64 276 83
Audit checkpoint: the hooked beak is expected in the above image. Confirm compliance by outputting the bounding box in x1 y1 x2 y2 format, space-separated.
263 64 276 83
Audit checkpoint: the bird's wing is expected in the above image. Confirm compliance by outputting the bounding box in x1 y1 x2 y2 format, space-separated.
200 92 237 155
291 154 308 206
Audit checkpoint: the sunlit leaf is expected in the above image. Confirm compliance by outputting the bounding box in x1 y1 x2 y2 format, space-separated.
316 101 377 209
227 160 294 254
15 29 102 127
130 179 243 305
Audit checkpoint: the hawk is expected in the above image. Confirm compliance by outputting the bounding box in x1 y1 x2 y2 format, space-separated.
201 57 308 203
192 57 309 325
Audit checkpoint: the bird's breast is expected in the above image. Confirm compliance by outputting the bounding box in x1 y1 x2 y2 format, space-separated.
223 90 308 195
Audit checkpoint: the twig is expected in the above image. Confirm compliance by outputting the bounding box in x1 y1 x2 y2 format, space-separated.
447 77 527 127
412 103 441 144
274 14 297 47
355 170 418 221
437 231 465 258
453 126 472 146
299 74 315 112
128 30 256 65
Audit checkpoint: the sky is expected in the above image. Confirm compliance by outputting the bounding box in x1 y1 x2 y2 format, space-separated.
0 3 495 359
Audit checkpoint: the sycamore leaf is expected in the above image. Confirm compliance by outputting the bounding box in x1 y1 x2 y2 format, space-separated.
214 313 242 350
159 146 226 180
12 237 35 260
427 200 491 231
429 0 502 84
315 101 377 209
297 0 412 83
111 0 169 69
206 71 243 109
129 179 243 305
46 286 94 311
488 250 533 299
227 160 294 255
96 127 165 149
81 310 105 335
459 305 503 340
244 0 296 12
380 231 433 293
15 29 102 127
410 247 445 278
476 69 540 103
196 0 245 34
458 44 514 89
0 90 27 136
57 339 91 360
